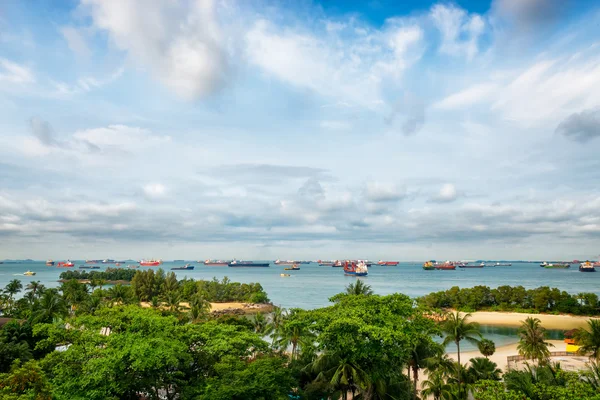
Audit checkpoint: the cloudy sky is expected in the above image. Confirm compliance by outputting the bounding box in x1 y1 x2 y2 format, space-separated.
1 0 600 261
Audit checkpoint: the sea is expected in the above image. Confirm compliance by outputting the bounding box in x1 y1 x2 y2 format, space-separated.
1 261 593 351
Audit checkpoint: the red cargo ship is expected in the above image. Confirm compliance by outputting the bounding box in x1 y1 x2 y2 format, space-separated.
435 262 456 270
139 259 161 266
377 260 399 266
57 261 75 268
204 260 229 266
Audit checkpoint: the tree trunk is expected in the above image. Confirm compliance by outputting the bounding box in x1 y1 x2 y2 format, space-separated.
407 365 411 398
456 340 462 387
412 364 418 400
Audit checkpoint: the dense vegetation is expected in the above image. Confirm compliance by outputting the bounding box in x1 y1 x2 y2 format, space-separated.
1 278 599 399
420 285 600 315
59 268 137 282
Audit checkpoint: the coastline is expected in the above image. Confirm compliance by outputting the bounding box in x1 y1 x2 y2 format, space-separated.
464 311 599 330
57 279 131 285
139 301 273 315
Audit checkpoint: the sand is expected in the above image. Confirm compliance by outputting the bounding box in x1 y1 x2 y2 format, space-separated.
464 311 598 330
139 301 273 314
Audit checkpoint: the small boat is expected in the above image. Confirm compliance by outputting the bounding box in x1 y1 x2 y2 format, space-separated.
284 264 300 271
274 259 296 266
280 273 290 277
579 261 596 272
228 260 270 267
494 262 512 266
423 261 435 270
139 259 162 266
171 264 195 270
23 270 36 276
127 264 139 269
115 262 121 266
343 261 368 276
204 259 230 266
377 260 399 266
544 263 570 269
46 259 55 266
540 261 549 267
79 265 100 269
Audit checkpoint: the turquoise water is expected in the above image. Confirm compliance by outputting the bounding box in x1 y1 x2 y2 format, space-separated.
1 261 597 310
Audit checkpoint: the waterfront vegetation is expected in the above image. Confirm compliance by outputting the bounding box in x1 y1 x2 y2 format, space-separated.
420 285 600 315
59 267 137 282
0 278 600 399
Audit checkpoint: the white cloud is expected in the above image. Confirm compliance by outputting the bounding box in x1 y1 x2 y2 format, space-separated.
245 19 423 108
430 4 485 60
0 58 35 84
432 183 458 203
365 182 406 202
82 0 228 100
320 120 352 131
73 124 170 150
433 83 499 110
60 26 91 58
143 183 167 198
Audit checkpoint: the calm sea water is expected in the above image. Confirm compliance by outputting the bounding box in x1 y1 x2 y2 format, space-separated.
1 261 589 351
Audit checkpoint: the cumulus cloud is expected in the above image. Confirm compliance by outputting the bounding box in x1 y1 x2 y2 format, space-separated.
365 182 406 202
206 164 329 185
430 4 485 60
556 108 600 143
431 183 458 203
143 183 167 198
82 0 229 100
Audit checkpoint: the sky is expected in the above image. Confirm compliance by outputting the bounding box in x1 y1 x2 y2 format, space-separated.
1 0 600 261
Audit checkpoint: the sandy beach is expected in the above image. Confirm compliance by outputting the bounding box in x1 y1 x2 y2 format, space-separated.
139 301 273 314
465 311 598 330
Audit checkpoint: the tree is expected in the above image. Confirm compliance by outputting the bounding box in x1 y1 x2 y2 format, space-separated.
277 318 315 361
188 293 210 323
252 312 271 335
517 317 554 364
106 284 132 305
421 371 451 400
467 357 502 382
345 280 373 296
478 339 496 358
407 340 442 399
574 319 600 360
31 289 68 324
0 360 52 400
25 281 45 298
442 312 481 367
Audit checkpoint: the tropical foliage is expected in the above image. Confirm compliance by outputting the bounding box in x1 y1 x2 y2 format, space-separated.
517 317 554 364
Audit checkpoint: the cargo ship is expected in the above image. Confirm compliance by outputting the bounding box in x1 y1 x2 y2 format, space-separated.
204 260 230 266
46 259 55 266
435 261 456 270
544 263 570 269
283 264 300 271
494 262 512 266
228 260 270 267
332 260 343 267
459 262 485 268
318 260 334 266
343 261 368 276
57 261 75 268
423 261 435 270
79 265 100 269
377 260 399 266
139 259 162 266
274 259 296 266
172 264 195 270
579 261 596 272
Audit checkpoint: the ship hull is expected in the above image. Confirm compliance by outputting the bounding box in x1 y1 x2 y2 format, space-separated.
205 263 229 266
344 271 368 276
579 267 596 272
435 266 456 270
171 267 195 270
459 265 484 268
228 263 270 267
140 262 161 266
423 266 435 270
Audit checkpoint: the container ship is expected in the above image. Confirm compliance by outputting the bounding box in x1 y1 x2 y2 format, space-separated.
343 261 368 276
377 260 399 266
204 260 230 266
139 259 162 266
228 260 270 267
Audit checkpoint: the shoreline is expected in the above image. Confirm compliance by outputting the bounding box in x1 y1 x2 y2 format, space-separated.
139 301 274 315
57 279 131 285
464 311 598 330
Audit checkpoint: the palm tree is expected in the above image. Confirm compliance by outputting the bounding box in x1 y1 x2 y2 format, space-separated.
277 320 315 361
424 350 455 378
583 359 600 390
310 353 369 400
517 317 554 364
421 371 450 400
477 338 496 358
164 290 181 313
31 289 67 323
252 312 272 335
345 280 373 296
188 294 210 323
467 357 502 382
574 319 600 360
4 279 23 300
407 340 441 399
25 281 44 298
442 312 481 367
269 307 286 348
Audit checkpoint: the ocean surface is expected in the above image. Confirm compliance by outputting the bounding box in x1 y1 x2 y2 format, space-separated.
1 261 591 351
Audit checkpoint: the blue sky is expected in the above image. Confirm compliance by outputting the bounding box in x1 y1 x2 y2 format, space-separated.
1 0 600 261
